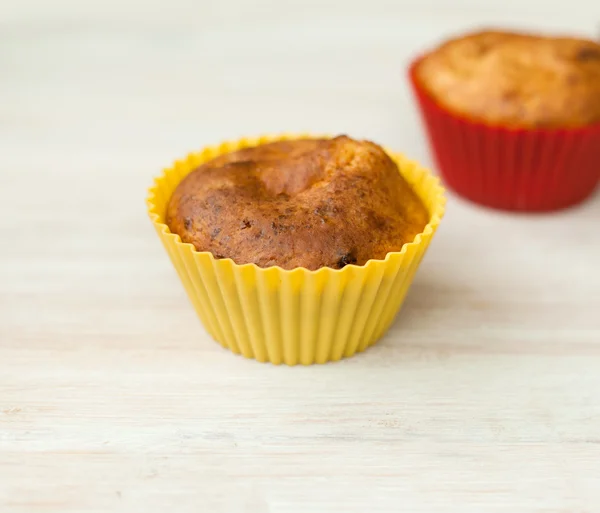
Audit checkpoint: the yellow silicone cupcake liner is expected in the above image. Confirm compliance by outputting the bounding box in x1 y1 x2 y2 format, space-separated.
147 134 445 365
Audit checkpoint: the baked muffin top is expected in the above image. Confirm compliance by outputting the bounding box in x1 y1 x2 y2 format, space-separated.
166 136 429 270
414 29 600 128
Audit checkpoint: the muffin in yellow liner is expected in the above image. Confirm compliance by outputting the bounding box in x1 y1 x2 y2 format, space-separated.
147 134 445 365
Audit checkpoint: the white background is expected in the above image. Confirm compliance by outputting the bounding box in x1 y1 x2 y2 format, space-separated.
1 1 600 512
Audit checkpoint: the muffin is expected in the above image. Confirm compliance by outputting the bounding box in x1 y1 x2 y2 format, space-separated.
409 29 600 211
147 134 445 365
166 136 429 270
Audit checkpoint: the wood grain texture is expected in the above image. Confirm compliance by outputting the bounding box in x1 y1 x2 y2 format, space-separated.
1 0 600 511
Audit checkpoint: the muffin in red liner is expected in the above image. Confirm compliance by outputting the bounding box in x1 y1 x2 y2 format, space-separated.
408 30 600 212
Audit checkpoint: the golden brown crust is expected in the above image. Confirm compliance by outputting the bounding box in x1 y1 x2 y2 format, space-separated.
415 30 600 128
166 136 429 270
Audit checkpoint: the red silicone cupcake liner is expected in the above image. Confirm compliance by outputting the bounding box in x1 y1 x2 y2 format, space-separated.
408 59 600 212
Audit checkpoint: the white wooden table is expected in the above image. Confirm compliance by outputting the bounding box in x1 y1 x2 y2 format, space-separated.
2 1 600 511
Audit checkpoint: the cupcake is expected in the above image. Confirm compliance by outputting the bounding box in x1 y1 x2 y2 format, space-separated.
409 29 600 211
147 134 445 365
